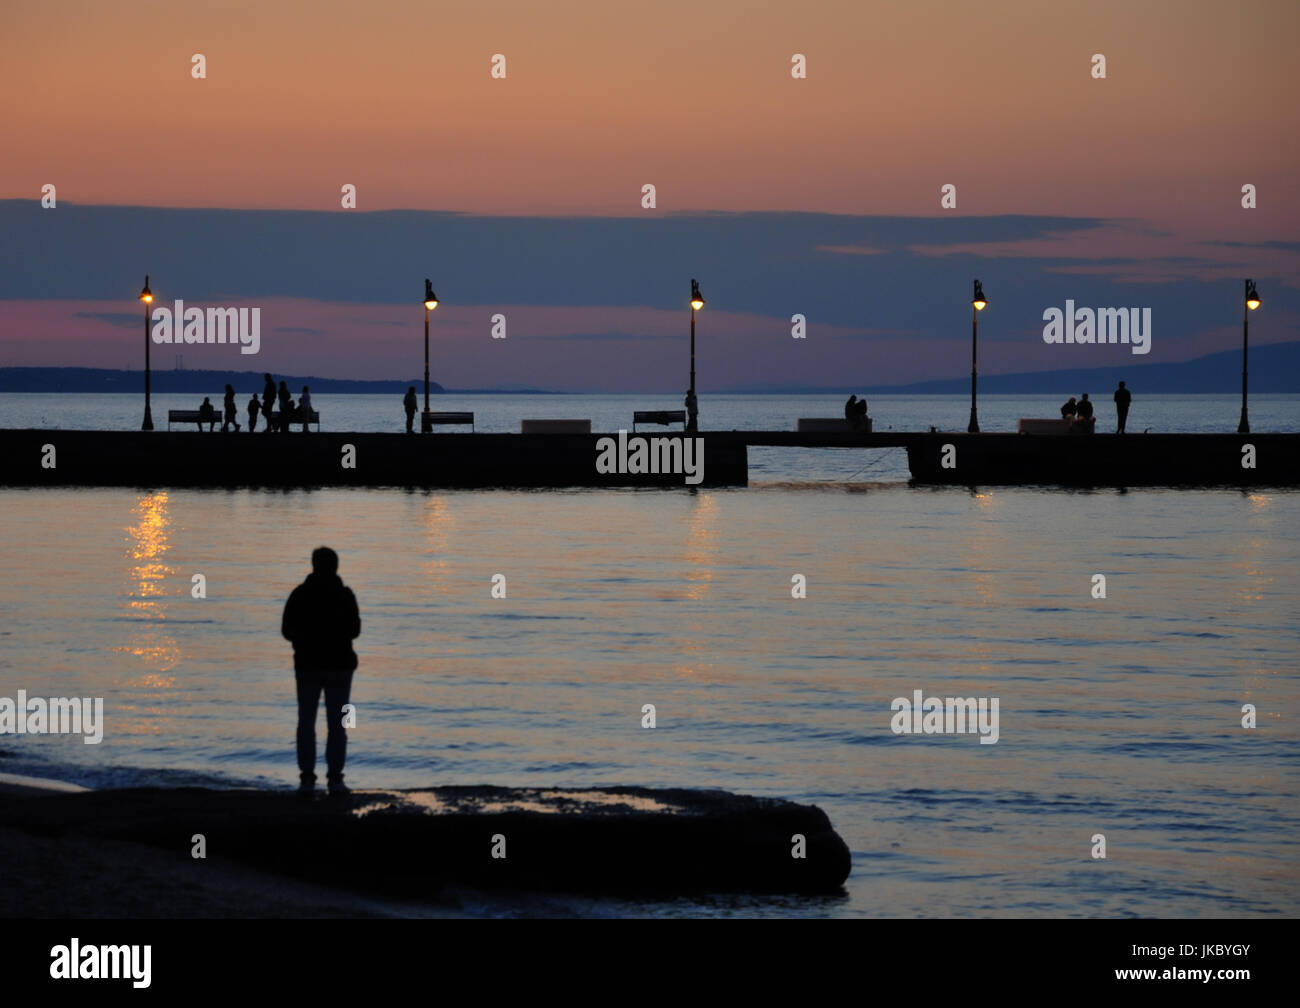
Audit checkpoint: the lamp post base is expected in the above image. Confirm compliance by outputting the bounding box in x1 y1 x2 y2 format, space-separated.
967 410 979 434
1237 412 1250 435
142 409 154 432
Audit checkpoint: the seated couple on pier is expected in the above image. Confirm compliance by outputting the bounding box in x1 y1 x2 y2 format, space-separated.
844 395 870 431
1060 394 1095 433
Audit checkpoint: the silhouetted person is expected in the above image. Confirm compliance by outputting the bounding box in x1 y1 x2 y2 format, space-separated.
403 387 418 433
1060 396 1077 421
282 546 361 797
277 381 291 432
299 386 313 432
844 394 868 431
221 384 241 432
248 393 261 432
262 374 277 432
1114 381 1131 433
685 388 698 433
1076 392 1095 432
197 397 216 432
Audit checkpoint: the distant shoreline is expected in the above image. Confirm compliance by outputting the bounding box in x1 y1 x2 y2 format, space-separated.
2 340 1298 394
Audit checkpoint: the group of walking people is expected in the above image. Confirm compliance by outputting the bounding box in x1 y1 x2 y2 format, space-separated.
193 374 314 432
1060 381 1133 434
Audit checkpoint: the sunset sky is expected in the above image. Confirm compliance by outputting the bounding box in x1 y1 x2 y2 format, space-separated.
2 0 1296 390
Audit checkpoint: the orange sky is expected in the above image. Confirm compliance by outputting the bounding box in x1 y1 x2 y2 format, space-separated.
3 0 1297 237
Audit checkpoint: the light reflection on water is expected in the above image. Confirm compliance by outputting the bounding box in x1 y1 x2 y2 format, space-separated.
354 788 686 818
1 478 1298 917
112 493 181 738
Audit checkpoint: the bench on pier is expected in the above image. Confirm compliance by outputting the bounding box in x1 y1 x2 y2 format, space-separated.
520 419 591 433
267 409 321 432
1017 418 1095 434
797 417 872 433
170 409 297 431
633 410 686 432
168 410 209 430
422 410 474 432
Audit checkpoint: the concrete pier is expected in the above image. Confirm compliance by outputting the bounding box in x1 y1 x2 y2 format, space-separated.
896 432 1300 486
0 429 748 489
1 428 1296 489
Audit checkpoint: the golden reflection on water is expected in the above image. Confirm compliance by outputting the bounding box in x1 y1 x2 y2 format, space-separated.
671 492 721 679
1236 493 1276 603
422 494 457 596
962 491 1002 673
112 491 182 677
682 492 719 602
1232 539 1272 604
354 788 685 818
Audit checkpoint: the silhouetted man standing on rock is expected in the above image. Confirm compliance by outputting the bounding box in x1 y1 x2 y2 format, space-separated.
282 547 360 797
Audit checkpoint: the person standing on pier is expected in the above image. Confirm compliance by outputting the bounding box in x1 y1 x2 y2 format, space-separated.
222 384 241 432
685 388 698 433
277 381 291 432
1113 381 1131 434
248 392 261 432
403 386 418 433
262 374 277 432
282 546 361 797
299 386 313 432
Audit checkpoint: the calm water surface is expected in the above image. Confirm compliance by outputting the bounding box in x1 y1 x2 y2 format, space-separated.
1 394 1297 916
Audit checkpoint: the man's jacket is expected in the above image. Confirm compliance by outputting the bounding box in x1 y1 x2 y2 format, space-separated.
281 572 361 674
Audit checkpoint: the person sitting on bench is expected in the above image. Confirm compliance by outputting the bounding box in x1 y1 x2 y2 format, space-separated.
197 397 217 432
1073 392 1095 433
844 394 868 431
1060 396 1077 421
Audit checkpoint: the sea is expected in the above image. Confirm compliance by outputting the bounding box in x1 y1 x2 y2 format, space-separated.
1 392 1297 917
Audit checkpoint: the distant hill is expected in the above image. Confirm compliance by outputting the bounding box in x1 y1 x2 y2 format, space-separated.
0 368 552 395
728 341 1300 394
3 342 1298 394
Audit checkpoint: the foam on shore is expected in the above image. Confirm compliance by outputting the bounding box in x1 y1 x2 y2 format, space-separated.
0 771 91 795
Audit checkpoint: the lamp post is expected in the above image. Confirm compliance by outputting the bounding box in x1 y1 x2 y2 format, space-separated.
1239 278 1260 434
422 278 438 432
968 279 987 433
139 275 154 431
688 278 704 432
